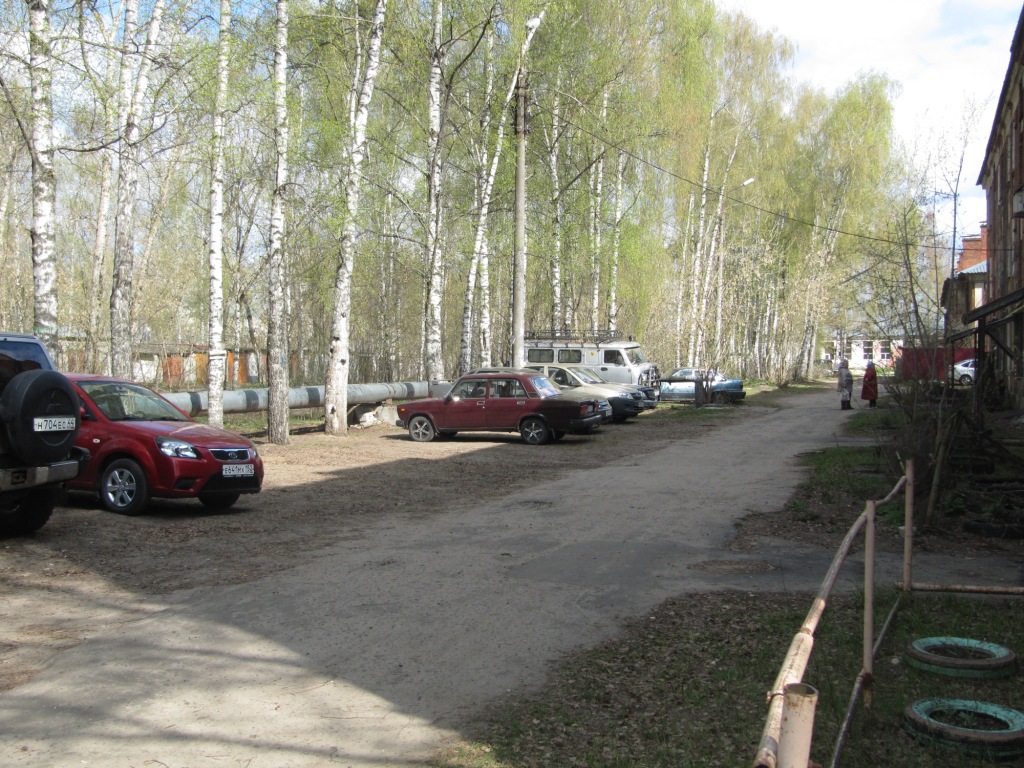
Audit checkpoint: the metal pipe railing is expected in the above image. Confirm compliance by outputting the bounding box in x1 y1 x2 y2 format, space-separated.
752 465 911 768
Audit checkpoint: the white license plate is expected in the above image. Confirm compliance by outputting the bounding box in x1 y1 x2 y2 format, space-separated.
222 463 255 477
33 416 76 432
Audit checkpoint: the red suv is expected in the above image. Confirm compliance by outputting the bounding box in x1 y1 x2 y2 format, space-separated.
66 375 263 515
396 371 604 445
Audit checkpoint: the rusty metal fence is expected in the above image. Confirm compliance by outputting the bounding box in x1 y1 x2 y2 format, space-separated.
752 462 913 768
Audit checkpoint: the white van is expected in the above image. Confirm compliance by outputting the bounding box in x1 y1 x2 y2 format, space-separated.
524 331 659 387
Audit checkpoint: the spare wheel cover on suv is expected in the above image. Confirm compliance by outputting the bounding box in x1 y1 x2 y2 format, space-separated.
2 369 80 464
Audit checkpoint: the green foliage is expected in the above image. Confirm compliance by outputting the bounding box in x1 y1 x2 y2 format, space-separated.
3 0 908 385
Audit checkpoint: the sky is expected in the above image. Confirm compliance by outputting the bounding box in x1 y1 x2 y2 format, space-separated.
716 0 1023 245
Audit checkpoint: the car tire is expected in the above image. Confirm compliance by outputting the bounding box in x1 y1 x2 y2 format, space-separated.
99 458 149 515
903 699 1024 759
0 487 60 537
520 417 550 445
960 374 974 386
199 492 241 510
906 637 1018 678
408 415 436 442
1 369 80 465
712 392 727 405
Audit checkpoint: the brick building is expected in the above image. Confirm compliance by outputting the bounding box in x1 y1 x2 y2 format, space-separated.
941 224 988 339
975 7 1024 409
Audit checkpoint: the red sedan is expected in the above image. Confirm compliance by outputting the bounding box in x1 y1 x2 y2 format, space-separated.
396 371 604 445
66 374 263 515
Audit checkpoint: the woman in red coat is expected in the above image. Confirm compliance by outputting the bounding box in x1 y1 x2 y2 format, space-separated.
861 360 878 408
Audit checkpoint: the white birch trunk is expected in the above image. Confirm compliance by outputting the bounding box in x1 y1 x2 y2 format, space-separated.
207 0 232 428
324 0 387 436
423 0 445 380
458 13 545 369
87 152 112 372
27 0 58 357
590 92 607 329
712 132 741 358
674 192 694 367
110 0 164 378
458 25 494 375
267 0 290 444
546 73 563 329
687 115 714 365
608 149 625 332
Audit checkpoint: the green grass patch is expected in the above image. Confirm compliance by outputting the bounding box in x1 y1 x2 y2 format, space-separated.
199 408 326 438
845 404 901 435
651 401 740 421
799 445 895 502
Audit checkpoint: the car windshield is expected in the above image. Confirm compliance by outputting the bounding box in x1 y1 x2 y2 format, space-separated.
569 368 602 384
79 380 190 422
626 348 646 364
669 368 699 380
530 376 560 398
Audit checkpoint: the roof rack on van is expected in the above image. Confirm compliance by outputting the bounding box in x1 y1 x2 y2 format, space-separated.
524 328 626 343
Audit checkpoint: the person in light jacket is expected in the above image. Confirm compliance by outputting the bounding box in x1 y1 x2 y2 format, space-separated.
837 359 853 410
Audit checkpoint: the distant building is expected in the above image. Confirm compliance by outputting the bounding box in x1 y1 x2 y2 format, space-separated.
941 224 988 339
975 7 1024 408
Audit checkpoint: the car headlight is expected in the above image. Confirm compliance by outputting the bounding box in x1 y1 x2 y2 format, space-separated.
155 436 200 459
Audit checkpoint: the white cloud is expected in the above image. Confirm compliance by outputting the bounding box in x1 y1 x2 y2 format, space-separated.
717 0 1022 238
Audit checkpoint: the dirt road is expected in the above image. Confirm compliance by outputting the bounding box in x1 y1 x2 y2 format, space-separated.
0 388 1017 767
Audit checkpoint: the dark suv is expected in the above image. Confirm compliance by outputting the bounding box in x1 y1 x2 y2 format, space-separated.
0 333 88 535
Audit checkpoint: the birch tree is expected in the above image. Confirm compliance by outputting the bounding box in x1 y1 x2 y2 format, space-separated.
267 0 290 444
457 6 545 372
422 0 445 380
324 0 387 436
110 0 165 378
207 0 232 428
26 0 57 355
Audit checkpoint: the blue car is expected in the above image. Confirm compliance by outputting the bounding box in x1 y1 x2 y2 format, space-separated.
658 368 746 404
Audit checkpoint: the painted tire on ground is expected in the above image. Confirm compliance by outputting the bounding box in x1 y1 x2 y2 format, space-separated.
905 637 1017 679
903 699 1024 759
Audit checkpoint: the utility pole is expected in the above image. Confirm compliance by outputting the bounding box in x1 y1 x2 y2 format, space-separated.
512 69 527 368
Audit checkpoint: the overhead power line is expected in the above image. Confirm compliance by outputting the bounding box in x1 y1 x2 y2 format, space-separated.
559 115 980 257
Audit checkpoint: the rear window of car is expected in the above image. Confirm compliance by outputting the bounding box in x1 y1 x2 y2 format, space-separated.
0 343 49 392
530 376 559 397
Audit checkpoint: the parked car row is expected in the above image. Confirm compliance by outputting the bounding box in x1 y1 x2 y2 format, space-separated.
395 364 745 446
396 370 607 445
5 331 746 528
